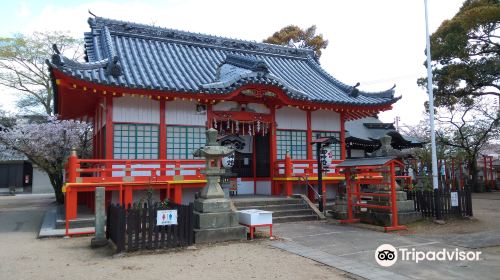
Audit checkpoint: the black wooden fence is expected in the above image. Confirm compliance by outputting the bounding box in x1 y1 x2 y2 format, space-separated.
106 202 194 253
406 189 473 218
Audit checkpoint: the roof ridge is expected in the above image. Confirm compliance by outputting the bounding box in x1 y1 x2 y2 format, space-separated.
88 16 316 59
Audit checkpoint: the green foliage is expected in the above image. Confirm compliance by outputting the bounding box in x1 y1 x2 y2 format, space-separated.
263 25 328 59
417 0 499 107
0 31 82 115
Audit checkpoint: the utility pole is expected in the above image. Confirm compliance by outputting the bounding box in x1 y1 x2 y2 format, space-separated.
424 0 441 220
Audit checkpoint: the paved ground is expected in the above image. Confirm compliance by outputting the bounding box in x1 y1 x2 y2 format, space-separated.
271 221 500 280
0 194 352 280
270 191 500 280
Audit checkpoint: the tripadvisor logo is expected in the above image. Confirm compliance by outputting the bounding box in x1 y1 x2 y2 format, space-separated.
375 244 482 267
375 244 398 267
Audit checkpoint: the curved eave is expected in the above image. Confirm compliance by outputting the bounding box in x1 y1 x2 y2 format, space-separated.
49 63 400 111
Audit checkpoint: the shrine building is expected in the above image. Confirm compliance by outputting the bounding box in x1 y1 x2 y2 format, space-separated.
48 17 400 220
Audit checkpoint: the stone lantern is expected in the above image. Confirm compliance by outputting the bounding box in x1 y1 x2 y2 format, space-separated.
192 128 246 243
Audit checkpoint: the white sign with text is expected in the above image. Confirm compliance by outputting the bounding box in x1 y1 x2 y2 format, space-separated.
157 209 178 225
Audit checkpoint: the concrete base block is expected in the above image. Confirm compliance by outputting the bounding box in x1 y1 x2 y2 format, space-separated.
372 191 407 202
194 198 231 213
359 211 422 226
194 211 240 229
194 226 247 244
90 237 108 248
370 200 416 213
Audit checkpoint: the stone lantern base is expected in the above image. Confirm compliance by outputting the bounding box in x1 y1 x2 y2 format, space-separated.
193 198 246 243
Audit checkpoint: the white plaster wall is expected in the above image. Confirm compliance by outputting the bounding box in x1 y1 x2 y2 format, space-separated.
292 183 307 196
311 110 340 131
32 166 53 194
248 103 270 114
276 107 306 130
326 183 337 199
166 100 206 126
255 181 271 195
182 188 201 205
213 101 237 111
350 149 365 158
237 181 254 195
113 95 160 124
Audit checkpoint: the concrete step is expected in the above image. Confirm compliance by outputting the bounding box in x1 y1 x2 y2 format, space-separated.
273 214 319 223
55 217 95 229
237 203 309 211
272 209 316 217
232 198 302 208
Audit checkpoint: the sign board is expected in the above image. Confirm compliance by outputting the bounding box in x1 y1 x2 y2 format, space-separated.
450 192 458 207
157 209 178 225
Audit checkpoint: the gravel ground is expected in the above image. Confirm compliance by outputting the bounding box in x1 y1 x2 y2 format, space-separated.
0 195 351 280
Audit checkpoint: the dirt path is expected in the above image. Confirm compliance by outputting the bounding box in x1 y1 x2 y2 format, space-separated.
0 195 350 280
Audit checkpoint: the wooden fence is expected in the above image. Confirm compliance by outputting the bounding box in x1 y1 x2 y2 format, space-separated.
406 189 473 218
106 202 194 253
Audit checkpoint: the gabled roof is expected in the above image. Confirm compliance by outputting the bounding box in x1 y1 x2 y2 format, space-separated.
345 117 423 145
48 16 400 106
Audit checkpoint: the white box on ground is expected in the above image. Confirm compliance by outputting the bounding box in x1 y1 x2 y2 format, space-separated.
238 209 273 225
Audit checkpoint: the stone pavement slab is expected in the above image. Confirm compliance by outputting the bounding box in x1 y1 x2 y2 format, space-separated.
271 241 412 280
271 221 500 280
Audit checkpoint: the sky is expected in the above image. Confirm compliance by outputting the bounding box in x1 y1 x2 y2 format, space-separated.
0 0 466 127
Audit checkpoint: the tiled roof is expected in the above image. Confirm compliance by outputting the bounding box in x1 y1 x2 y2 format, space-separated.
48 17 400 106
345 117 423 145
336 157 396 167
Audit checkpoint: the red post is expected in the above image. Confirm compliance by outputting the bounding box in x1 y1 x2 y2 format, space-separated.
67 149 78 183
65 149 78 223
253 135 257 194
340 112 346 160
390 162 398 227
105 96 113 180
284 151 293 196
159 100 167 179
484 155 488 190
270 107 277 195
124 186 133 207
173 185 182 204
451 159 456 191
345 168 353 221
306 110 312 159
491 157 494 190
459 161 464 190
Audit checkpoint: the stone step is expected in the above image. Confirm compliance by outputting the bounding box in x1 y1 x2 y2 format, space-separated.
232 198 303 208
272 209 316 217
273 214 319 223
55 217 95 229
237 203 309 211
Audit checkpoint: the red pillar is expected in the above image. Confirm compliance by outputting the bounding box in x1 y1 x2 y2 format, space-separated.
159 99 166 160
390 162 399 227
306 110 312 160
124 187 133 207
159 99 167 202
105 96 113 159
284 151 293 196
490 157 494 190
340 112 346 160
65 149 78 220
173 185 182 205
270 107 277 195
484 155 488 190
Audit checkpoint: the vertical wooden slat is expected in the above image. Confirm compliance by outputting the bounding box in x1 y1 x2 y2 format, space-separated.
148 204 154 249
141 203 147 250
188 203 194 245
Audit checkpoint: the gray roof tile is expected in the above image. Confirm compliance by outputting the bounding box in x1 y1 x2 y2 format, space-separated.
49 17 399 106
